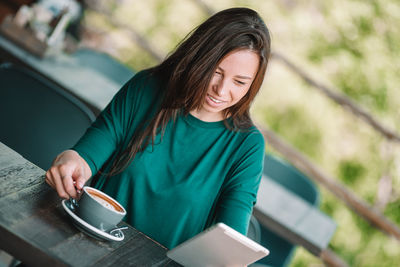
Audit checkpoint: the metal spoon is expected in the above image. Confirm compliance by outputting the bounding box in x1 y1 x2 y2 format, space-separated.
69 197 79 211
69 181 82 211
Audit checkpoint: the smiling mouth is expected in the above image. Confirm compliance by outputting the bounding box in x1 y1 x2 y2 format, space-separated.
208 94 225 104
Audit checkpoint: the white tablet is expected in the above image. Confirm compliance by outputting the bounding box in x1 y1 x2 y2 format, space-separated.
167 223 269 267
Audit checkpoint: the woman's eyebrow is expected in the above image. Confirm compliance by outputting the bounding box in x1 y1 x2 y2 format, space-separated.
218 66 253 79
236 75 253 80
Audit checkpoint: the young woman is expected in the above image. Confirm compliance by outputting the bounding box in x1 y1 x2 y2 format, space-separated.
46 7 271 249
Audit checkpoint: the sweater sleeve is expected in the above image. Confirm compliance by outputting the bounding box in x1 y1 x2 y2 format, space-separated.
215 131 265 235
72 72 145 176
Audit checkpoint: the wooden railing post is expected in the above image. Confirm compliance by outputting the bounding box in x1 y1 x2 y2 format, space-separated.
320 249 349 267
258 126 400 241
271 52 400 143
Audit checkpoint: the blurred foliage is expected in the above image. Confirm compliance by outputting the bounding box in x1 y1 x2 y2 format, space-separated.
81 0 400 265
260 105 322 158
338 159 366 186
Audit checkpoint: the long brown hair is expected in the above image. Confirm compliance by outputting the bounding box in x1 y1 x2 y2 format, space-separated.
107 7 271 176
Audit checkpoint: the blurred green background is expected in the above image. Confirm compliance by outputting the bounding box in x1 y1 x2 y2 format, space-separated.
78 0 400 266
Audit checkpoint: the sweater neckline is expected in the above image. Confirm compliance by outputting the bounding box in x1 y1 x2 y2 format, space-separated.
183 112 227 129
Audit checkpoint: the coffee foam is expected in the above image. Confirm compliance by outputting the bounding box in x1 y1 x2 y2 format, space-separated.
91 195 117 211
86 189 124 213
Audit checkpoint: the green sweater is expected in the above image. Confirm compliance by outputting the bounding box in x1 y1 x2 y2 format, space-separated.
73 70 265 249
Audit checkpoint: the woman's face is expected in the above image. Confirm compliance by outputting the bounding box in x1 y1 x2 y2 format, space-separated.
191 49 259 122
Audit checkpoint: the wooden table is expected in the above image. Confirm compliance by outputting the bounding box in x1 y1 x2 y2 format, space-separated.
0 142 180 267
254 176 337 256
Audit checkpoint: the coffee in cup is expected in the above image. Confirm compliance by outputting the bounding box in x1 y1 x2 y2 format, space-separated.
76 186 126 231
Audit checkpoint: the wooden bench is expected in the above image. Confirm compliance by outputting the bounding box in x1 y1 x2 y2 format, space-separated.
254 176 336 256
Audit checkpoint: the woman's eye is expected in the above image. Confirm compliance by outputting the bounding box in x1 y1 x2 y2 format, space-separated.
235 80 246 86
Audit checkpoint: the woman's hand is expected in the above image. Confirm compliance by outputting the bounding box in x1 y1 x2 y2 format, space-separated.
45 150 92 199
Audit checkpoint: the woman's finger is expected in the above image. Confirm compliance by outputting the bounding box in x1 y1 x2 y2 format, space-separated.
45 171 55 188
62 174 78 199
59 163 80 199
50 167 70 199
73 166 87 191
45 177 55 189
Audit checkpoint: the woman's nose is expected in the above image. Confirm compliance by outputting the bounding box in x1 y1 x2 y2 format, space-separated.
213 79 227 96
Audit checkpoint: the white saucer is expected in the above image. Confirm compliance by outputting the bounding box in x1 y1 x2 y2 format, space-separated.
62 199 125 241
